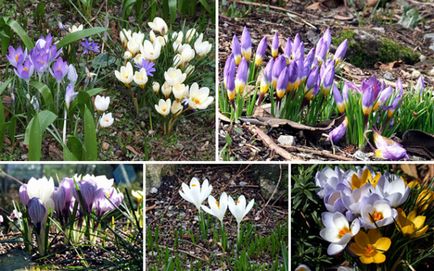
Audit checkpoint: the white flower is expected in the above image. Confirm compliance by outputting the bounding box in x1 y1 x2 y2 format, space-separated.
179 44 195 64
187 83 214 110
164 68 186 86
99 112 114 128
185 28 197 43
140 40 161 61
150 31 167 46
154 99 171 116
119 29 132 47
320 212 360 255
127 39 141 55
172 84 188 100
314 166 347 199
228 195 254 225
185 65 195 76
360 198 397 229
94 95 110 112
179 177 213 211
123 51 132 60
161 82 172 98
152 82 160 93
26 177 55 210
115 62 134 86
131 31 145 44
172 31 184 44
171 100 183 115
133 68 148 88
148 17 168 35
194 34 212 57
374 173 410 207
133 54 144 65
68 24 83 33
67 64 78 83
201 192 228 224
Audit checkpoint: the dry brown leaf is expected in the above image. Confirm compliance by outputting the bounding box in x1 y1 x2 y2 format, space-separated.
378 60 402 71
400 164 419 179
126 145 140 156
334 14 354 21
306 2 321 10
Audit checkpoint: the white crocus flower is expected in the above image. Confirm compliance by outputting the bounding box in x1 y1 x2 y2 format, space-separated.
99 113 114 128
185 65 195 77
179 44 195 64
68 24 83 33
120 28 132 47
133 53 144 65
360 199 397 229
152 82 160 93
26 177 55 210
94 95 110 112
201 192 228 225
115 62 134 86
131 31 145 44
133 68 148 89
154 99 171 116
148 17 168 35
123 51 132 60
228 195 254 238
171 100 183 115
185 28 197 43
161 82 172 98
164 68 186 86
320 212 360 255
172 84 188 100
127 39 141 55
140 40 161 61
179 177 213 212
187 83 214 110
194 34 212 57
172 31 184 44
374 174 410 207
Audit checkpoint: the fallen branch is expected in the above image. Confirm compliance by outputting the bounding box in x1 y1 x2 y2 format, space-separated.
248 125 298 160
282 145 354 161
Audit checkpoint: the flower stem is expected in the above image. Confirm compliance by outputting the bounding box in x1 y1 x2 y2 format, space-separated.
62 109 67 144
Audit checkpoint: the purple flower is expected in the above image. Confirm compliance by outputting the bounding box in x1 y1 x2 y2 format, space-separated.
224 54 236 90
137 59 156 77
322 28 332 50
293 41 304 61
306 66 319 92
286 61 298 92
30 34 61 75
28 198 47 229
235 58 248 94
284 38 292 62
373 131 408 160
315 38 328 63
334 39 348 63
254 36 267 66
276 67 288 99
232 35 242 65
6 46 27 67
19 184 29 205
332 85 345 114
94 187 124 216
263 58 274 83
272 55 286 88
65 83 77 109
53 187 66 216
387 79 403 117
53 178 75 220
304 48 315 74
296 56 305 81
415 76 424 96
373 86 393 111
342 83 349 103
77 180 97 213
292 34 301 54
14 58 34 81
329 117 348 143
320 61 334 95
50 57 69 83
271 32 279 58
362 89 373 116
240 27 252 60
81 38 100 54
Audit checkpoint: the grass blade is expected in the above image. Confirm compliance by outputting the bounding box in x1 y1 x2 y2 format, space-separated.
56 27 107 49
83 105 97 160
28 113 42 160
6 18 34 49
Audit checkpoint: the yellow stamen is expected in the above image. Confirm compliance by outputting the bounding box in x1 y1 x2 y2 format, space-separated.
371 211 384 222
338 227 350 238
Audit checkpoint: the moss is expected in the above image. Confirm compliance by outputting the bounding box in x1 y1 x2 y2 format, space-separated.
332 29 420 68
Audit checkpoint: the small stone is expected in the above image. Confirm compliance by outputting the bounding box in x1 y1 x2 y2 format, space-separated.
102 142 110 151
383 71 394 81
429 67 434 76
411 70 421 79
419 54 426 62
150 187 158 194
277 135 295 146
354 150 371 161
239 181 247 186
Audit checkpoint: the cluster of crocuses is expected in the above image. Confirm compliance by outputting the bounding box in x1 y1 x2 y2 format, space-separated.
315 166 431 265
179 177 254 240
223 27 347 116
18 174 123 255
114 17 214 134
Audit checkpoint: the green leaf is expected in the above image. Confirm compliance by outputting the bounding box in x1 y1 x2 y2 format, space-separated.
86 88 104 96
28 113 42 161
66 135 82 160
0 100 4 151
168 0 177 24
83 106 97 161
197 0 212 14
0 78 13 95
63 144 79 161
56 27 107 49
7 19 34 49
29 81 54 112
24 111 57 145
91 53 116 69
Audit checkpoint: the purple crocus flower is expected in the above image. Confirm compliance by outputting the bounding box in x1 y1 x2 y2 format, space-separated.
306 66 319 92
235 58 248 94
137 59 156 77
50 57 69 83
19 184 29 206
28 198 47 229
362 89 373 116
53 187 66 216
65 83 77 109
334 39 348 63
323 28 332 50
373 86 393 111
276 67 289 99
30 49 50 75
6 46 27 67
94 187 124 217
296 56 305 82
77 180 97 213
315 38 328 64
329 117 348 144
271 32 279 58
263 58 274 83
342 82 349 103
81 38 100 54
240 27 252 61
320 61 334 95
387 79 403 118
224 54 236 89
284 38 292 63
15 58 34 81
232 35 242 65
254 36 267 66
272 55 286 88
373 131 408 160
415 76 424 96
332 85 345 114
293 41 304 61
292 34 301 54
286 61 298 92
304 48 315 73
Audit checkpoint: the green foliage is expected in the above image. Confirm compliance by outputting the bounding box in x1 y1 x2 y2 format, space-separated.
83 106 97 161
56 27 107 49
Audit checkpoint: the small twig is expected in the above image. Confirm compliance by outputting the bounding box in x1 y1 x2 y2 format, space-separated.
0 169 24 185
282 145 354 161
157 244 207 261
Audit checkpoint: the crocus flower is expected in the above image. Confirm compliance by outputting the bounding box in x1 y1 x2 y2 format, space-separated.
148 17 168 35
19 185 29 205
373 173 409 207
293 40 304 61
152 82 160 93
67 64 78 83
119 29 132 47
304 48 315 74
332 85 345 114
225 57 236 101
133 68 149 89
28 198 47 229
194 33 212 57
349 229 391 264
115 62 134 87
240 27 252 61
15 58 34 81
323 28 332 49
396 208 428 238
65 83 77 109
373 86 393 111
164 68 186 86
155 99 171 116
320 61 334 95
50 57 69 83
416 188 434 212
315 38 327 64
177 44 195 65
271 32 279 58
258 59 274 105
362 90 373 116
271 55 285 89
172 84 187 100
415 75 424 96
6 46 26 67
140 40 161 61
254 36 267 66
69 24 83 33
235 58 248 94
320 212 360 255
295 265 311 271
232 35 242 65
188 83 214 110
21 177 55 210
360 198 396 229
276 67 289 99
314 166 347 199
94 187 124 216
81 38 100 54
283 38 292 63
334 39 348 64
171 100 183 115
373 131 408 160
286 61 298 92
179 177 213 212
329 117 348 144
201 192 228 224
304 66 320 100
228 195 254 238
99 112 114 128
94 95 110 112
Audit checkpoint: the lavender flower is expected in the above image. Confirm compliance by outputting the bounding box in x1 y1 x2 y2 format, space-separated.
136 59 156 77
373 131 408 160
50 57 69 83
94 187 124 216
14 58 34 81
254 36 267 66
224 55 236 101
235 58 249 94
240 27 252 61
28 198 47 229
65 83 77 109
315 38 327 63
320 61 334 95
415 76 424 96
19 184 29 206
81 38 100 54
259 58 274 104
373 86 393 111
305 66 320 100
276 67 288 99
232 35 242 65
284 38 292 63
329 117 348 144
286 61 298 92
332 85 345 114
271 32 279 58
272 55 286 89
6 46 26 67
362 89 373 116
334 39 348 63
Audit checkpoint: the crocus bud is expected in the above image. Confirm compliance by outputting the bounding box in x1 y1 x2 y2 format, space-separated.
332 85 345 114
315 38 327 64
65 83 77 109
240 27 252 61
415 76 424 96
292 34 301 54
152 82 160 93
323 28 332 50
235 58 248 94
28 198 47 228
19 184 29 206
276 68 289 99
334 39 348 64
53 187 66 217
293 41 304 61
271 32 279 58
329 117 348 143
232 35 242 65
50 57 69 83
286 61 298 92
99 113 114 128
94 95 110 112
254 36 267 66
373 86 392 111
320 61 334 95
284 38 292 63
362 90 373 116
67 64 78 83
304 48 315 73
342 83 349 103
224 54 236 89
260 58 274 95
305 67 319 100
272 55 285 89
